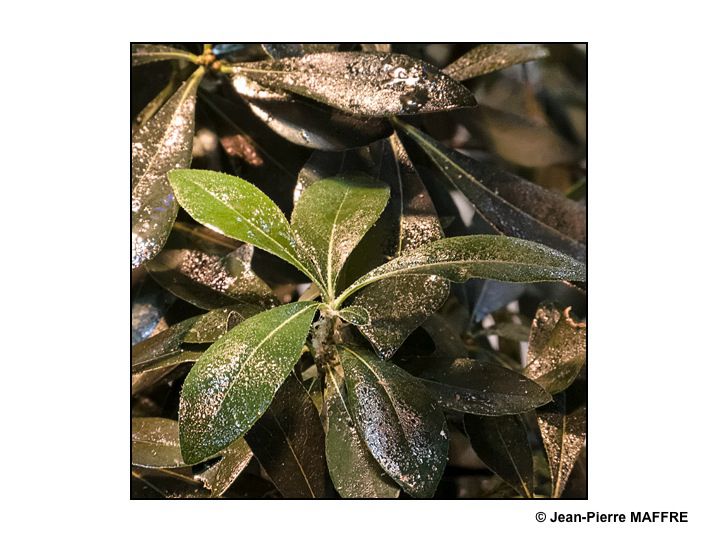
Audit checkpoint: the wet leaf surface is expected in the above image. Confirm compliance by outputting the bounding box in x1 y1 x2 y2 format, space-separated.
179 302 318 463
401 356 551 415
231 52 476 117
324 366 400 498
537 386 587 498
145 223 276 309
337 235 586 305
524 304 586 394
132 44 197 66
132 417 185 468
349 136 450 359
464 414 534 497
341 346 448 498
132 67 204 268
246 373 330 498
444 44 549 81
291 174 390 295
195 436 254 498
168 169 314 279
396 121 587 262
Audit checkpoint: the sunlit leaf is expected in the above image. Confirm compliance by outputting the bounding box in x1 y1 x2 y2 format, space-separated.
167 169 316 281
444 44 549 81
395 120 586 262
464 414 534 497
195 436 254 498
291 174 390 295
537 387 587 498
341 346 448 498
179 302 318 463
132 67 204 268
132 44 198 66
337 235 586 305
246 373 330 498
324 366 400 498
231 52 476 117
401 356 551 415
132 417 185 468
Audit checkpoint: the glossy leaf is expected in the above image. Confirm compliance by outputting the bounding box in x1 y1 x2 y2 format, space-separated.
231 52 476 117
179 302 318 463
262 43 338 58
422 314 467 358
341 346 448 498
524 305 586 394
132 44 198 66
537 389 587 498
145 224 275 309
167 169 315 280
324 366 400 498
337 305 371 326
195 436 254 498
291 175 390 294
246 373 330 498
349 135 450 359
396 121 587 262
132 417 185 468
464 414 534 497
444 44 549 81
132 67 204 268
337 235 586 305
402 356 551 415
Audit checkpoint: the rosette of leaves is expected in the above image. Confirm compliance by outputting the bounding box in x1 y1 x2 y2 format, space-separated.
131 43 587 498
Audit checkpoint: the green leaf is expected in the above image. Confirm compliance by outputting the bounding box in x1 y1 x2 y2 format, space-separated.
291 174 390 295
132 67 204 268
444 44 549 81
231 52 476 117
395 120 586 262
524 305 586 395
337 235 586 306
324 366 400 498
132 44 198 66
341 346 448 498
167 169 316 281
195 436 254 498
145 223 276 310
262 43 339 59
464 414 534 498
537 388 587 498
132 417 185 468
179 302 318 463
337 305 371 326
400 356 551 415
348 135 450 359
422 314 467 358
246 373 330 498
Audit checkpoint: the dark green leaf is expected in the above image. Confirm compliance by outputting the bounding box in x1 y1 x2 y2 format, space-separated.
246 373 330 498
341 346 448 498
348 135 450 359
401 356 551 415
132 417 185 468
179 302 318 463
464 414 534 498
132 44 198 66
395 121 586 262
337 305 371 326
195 436 254 498
291 174 390 295
324 366 400 498
422 314 467 358
337 235 586 305
444 44 549 81
132 67 204 268
524 304 586 394
167 169 315 280
232 52 476 117
537 389 587 498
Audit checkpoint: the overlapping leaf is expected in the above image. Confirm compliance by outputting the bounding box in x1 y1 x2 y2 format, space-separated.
444 44 549 81
195 436 254 498
132 67 204 268
179 302 318 463
132 44 198 66
231 52 476 117
132 417 186 468
341 346 448 498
